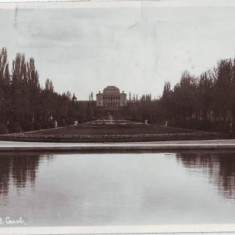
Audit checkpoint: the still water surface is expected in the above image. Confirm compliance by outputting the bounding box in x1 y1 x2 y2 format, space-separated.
0 152 235 226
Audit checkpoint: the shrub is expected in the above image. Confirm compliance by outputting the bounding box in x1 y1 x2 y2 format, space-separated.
48 121 54 128
59 119 67 127
34 122 42 130
42 122 49 129
21 120 34 131
0 123 8 134
8 122 22 133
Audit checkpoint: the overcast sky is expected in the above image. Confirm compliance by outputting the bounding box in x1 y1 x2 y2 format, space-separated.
0 1 235 100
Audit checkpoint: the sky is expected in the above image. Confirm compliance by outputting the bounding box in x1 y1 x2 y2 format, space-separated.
0 1 235 100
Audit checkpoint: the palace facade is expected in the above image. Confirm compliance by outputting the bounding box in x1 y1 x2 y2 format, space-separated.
96 86 127 110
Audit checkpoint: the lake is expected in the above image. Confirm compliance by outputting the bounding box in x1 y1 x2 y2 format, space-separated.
0 151 235 226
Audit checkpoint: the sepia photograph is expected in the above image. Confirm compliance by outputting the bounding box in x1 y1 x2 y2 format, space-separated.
0 0 235 234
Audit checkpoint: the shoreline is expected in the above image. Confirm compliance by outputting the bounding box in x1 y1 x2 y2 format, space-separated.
0 139 235 152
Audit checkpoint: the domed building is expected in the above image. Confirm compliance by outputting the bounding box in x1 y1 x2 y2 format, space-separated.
96 86 127 110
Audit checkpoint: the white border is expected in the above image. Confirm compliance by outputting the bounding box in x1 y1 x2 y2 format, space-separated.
0 0 235 234
0 0 235 9
1 224 235 234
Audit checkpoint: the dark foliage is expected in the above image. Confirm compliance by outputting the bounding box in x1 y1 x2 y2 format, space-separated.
0 48 93 133
159 59 235 132
1 47 235 134
125 59 235 133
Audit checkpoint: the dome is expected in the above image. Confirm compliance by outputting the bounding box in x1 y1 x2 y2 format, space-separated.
103 86 120 94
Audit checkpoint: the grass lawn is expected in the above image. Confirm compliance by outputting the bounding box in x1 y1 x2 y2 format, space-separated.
26 123 193 136
0 120 229 142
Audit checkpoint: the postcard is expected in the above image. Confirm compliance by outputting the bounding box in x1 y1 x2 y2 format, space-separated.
0 0 235 234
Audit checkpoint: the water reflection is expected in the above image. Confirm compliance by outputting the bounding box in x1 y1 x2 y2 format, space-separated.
176 151 235 200
1 151 235 201
1 151 235 226
0 153 51 195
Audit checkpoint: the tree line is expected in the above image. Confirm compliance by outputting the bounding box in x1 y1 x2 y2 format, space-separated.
1 47 234 134
0 48 94 134
126 58 235 133
160 59 235 132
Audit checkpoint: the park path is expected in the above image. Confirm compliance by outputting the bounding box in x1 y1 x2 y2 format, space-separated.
0 139 235 151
